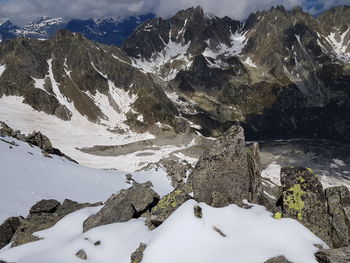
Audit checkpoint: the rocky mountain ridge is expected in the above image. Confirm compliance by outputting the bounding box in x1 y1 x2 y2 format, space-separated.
0 13 154 46
124 5 350 142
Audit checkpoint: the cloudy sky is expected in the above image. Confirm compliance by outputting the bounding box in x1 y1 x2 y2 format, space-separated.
0 0 347 24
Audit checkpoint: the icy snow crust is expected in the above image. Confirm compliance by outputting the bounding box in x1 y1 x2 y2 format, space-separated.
0 200 326 263
0 137 173 223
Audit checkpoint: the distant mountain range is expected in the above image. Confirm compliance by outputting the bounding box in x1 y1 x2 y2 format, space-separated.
0 13 155 46
0 5 349 146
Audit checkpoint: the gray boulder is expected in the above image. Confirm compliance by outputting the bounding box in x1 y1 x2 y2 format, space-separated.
29 199 61 214
191 125 250 207
83 182 159 232
11 199 101 247
325 186 350 248
315 247 350 263
264 256 292 263
280 166 331 246
0 217 22 249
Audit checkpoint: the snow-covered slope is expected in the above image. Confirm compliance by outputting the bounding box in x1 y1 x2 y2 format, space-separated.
0 136 173 223
0 200 327 263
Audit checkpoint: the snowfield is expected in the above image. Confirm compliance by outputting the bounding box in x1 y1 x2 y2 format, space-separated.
0 95 197 172
0 137 173 223
0 200 327 263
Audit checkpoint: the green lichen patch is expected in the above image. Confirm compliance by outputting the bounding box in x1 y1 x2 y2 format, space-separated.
150 189 192 225
284 184 305 221
274 212 283 219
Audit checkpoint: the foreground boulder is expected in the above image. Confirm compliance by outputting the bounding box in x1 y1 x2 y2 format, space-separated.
315 247 350 263
280 166 331 245
191 125 251 207
11 199 101 247
83 182 159 232
0 217 22 249
150 189 192 226
325 186 350 248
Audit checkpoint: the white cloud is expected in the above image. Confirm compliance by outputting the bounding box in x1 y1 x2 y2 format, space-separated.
0 0 347 24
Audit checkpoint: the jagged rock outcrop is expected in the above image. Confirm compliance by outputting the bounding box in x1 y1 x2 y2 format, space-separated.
0 217 22 249
280 166 331 245
191 125 250 207
325 186 350 248
315 247 350 263
150 189 192 226
0 122 76 162
10 199 101 247
83 182 159 232
124 5 350 143
191 125 267 208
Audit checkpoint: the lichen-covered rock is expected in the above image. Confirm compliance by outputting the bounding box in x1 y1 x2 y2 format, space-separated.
315 247 350 263
150 189 191 226
191 125 250 207
280 166 331 245
0 217 22 249
130 243 147 263
29 199 61 214
325 186 350 248
264 256 292 263
83 182 159 232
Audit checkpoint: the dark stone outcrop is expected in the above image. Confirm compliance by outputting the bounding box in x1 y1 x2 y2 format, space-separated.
315 247 350 263
325 186 350 248
150 189 192 226
0 122 76 162
191 125 250 207
280 166 331 245
0 217 22 249
83 182 159 232
29 199 60 214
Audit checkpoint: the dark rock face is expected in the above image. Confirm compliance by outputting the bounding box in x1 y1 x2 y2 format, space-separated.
29 199 60 214
246 142 263 203
315 247 350 263
83 182 159 232
280 166 331 245
124 6 350 143
325 186 350 248
130 243 147 263
150 189 192 226
0 217 22 249
10 199 101 247
191 125 250 207
0 30 178 128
